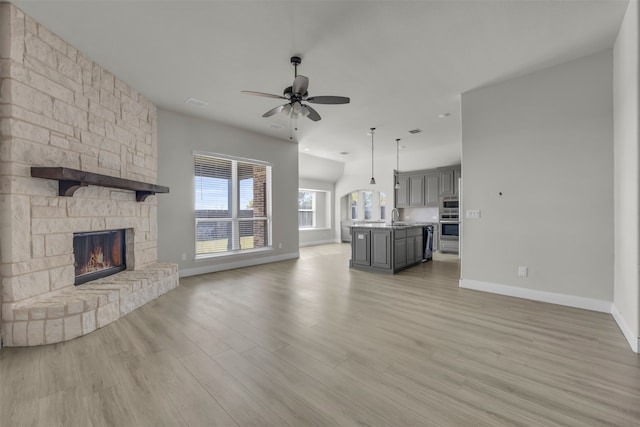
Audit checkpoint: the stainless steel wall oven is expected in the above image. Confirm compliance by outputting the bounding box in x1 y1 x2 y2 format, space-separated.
439 196 459 254
439 222 459 254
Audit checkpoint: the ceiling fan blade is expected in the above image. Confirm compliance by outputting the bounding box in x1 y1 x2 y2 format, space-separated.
306 96 350 105
242 90 287 100
292 75 309 95
262 104 286 118
303 105 321 122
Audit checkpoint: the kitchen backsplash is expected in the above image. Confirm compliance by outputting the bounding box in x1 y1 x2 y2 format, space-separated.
402 207 439 223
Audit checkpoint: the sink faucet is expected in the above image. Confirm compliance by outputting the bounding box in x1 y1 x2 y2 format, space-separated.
391 208 400 225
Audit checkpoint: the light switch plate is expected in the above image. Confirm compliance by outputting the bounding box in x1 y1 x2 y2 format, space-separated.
466 209 481 219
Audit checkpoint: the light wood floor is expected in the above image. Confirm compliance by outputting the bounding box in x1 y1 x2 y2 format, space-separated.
1 243 639 426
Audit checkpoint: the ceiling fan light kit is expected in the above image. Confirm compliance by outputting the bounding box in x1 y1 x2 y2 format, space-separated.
242 56 350 123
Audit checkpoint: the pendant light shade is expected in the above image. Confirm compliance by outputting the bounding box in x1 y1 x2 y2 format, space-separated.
394 138 401 190
369 127 376 185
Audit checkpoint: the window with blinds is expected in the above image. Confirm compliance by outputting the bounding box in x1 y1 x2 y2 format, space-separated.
298 190 315 228
194 152 271 257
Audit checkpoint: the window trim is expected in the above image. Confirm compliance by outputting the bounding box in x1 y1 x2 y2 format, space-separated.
194 151 272 259
298 188 331 231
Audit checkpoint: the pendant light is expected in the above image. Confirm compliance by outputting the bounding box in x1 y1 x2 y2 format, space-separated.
369 127 376 185
394 138 401 190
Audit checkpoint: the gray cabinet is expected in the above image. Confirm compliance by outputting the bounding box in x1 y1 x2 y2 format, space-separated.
424 172 439 207
439 168 454 196
395 172 426 208
414 233 424 263
412 228 424 263
350 226 424 274
396 174 427 208
393 239 407 269
409 175 425 206
395 168 457 208
406 227 423 264
395 175 410 207
371 229 391 269
393 227 423 269
406 236 415 263
439 165 461 197
394 233 407 269
352 229 370 266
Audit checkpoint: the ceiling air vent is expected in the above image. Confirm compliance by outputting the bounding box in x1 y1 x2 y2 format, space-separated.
408 128 423 135
185 97 208 108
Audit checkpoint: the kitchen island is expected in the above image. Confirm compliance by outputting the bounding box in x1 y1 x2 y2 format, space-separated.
350 224 424 274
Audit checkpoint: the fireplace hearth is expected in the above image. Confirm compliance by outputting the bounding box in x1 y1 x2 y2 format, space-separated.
74 230 126 285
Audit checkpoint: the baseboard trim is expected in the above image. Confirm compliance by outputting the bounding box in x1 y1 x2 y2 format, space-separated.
459 279 612 313
179 252 300 278
299 239 341 247
611 303 639 353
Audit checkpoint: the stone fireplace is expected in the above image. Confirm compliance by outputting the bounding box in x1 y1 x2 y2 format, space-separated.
0 3 178 346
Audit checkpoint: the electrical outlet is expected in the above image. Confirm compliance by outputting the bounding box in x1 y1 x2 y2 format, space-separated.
518 266 528 277
466 209 481 219
278 243 282 249
181 253 187 261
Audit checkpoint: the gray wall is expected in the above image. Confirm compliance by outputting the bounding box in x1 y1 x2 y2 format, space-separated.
299 153 344 183
157 109 299 276
613 0 639 351
460 50 614 304
299 178 337 246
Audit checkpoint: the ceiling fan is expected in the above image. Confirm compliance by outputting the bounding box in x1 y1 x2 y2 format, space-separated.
242 56 350 122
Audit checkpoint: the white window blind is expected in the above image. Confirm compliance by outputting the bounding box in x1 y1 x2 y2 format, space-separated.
195 153 271 257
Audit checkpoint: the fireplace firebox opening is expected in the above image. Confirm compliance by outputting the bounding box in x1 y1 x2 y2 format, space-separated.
74 229 126 285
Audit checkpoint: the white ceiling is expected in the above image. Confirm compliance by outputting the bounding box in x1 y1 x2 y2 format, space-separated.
13 0 629 163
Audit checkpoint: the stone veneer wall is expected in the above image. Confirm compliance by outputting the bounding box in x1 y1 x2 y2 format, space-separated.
0 3 177 346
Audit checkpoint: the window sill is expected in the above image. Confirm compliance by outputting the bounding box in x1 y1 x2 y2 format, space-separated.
195 246 273 261
299 227 332 232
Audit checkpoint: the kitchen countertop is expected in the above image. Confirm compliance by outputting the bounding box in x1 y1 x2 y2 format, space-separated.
349 223 425 230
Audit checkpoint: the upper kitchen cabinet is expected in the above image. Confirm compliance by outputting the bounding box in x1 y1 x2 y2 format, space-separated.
409 174 425 206
438 165 461 197
395 170 440 208
424 172 439 206
395 175 410 207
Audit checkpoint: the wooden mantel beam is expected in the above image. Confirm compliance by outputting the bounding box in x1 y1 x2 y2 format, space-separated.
31 167 170 202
